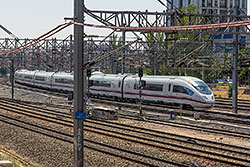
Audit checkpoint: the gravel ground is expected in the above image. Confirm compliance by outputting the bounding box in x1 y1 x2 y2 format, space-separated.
0 82 250 167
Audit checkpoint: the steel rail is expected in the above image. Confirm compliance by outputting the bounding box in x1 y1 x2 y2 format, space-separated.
1 96 250 140
0 146 35 167
0 113 187 167
0 99 249 166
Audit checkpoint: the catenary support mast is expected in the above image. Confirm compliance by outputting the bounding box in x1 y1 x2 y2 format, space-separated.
232 1 239 114
73 0 85 166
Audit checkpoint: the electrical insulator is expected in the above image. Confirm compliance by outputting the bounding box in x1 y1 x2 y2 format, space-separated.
138 67 143 78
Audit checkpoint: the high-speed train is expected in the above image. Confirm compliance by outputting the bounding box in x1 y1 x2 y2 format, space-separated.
15 69 215 110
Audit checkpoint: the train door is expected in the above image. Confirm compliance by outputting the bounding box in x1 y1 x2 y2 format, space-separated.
120 75 129 99
167 80 173 103
50 72 56 90
172 81 193 106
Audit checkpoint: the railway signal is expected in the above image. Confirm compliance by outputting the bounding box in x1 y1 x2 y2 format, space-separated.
138 67 143 78
86 68 91 78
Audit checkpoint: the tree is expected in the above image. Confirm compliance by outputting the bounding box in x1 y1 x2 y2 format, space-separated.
238 49 250 85
145 32 165 75
144 3 209 76
108 33 122 74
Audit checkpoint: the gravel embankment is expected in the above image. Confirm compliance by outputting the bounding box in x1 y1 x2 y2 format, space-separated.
0 82 250 167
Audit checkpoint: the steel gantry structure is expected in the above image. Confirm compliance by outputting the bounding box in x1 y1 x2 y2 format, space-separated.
1 3 250 114
1 8 250 73
0 36 74 72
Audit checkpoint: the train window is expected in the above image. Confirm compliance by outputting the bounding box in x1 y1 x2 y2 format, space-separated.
173 85 193 96
24 75 32 80
55 78 73 84
144 84 163 91
93 80 111 87
184 87 194 96
168 84 171 91
17 74 23 78
191 81 212 95
134 83 163 91
63 79 73 84
35 76 45 81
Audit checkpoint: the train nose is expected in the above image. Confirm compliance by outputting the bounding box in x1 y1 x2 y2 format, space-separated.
202 95 215 103
211 95 214 100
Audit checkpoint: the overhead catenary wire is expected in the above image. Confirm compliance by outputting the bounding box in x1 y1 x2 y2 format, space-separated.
0 22 73 56
81 19 250 31
82 38 142 69
1 19 250 56
0 24 19 39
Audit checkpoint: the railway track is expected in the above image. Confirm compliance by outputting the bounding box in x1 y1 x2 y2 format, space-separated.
215 97 250 111
0 146 36 167
0 100 187 166
0 98 250 166
89 97 250 127
1 96 250 139
2 79 250 115
4 80 250 125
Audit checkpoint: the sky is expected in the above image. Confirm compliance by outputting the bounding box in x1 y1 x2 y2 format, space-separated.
0 0 165 39
0 0 250 39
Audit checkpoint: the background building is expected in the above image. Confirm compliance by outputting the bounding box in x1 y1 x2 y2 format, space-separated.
167 0 249 57
167 0 247 15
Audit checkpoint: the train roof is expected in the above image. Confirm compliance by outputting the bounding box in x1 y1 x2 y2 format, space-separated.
91 71 130 79
15 70 204 84
53 71 73 79
91 72 203 82
34 71 55 77
15 69 37 75
140 75 202 82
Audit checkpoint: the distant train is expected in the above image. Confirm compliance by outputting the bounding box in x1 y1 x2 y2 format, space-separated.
15 69 215 110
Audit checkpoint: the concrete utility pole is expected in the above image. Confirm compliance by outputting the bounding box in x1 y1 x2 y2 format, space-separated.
232 2 239 114
73 0 85 166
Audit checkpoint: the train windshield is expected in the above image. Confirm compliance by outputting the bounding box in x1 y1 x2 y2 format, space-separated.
191 81 212 95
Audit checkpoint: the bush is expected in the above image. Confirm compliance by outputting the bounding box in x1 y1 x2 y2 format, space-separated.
228 83 232 98
0 67 8 76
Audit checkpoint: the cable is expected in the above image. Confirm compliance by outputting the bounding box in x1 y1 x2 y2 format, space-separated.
2 19 249 56
80 20 250 31
0 22 73 55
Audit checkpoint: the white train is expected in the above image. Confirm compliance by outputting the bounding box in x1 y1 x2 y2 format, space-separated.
15 69 73 92
15 69 215 110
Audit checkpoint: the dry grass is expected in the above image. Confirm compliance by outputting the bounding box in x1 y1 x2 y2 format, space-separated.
212 85 250 100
